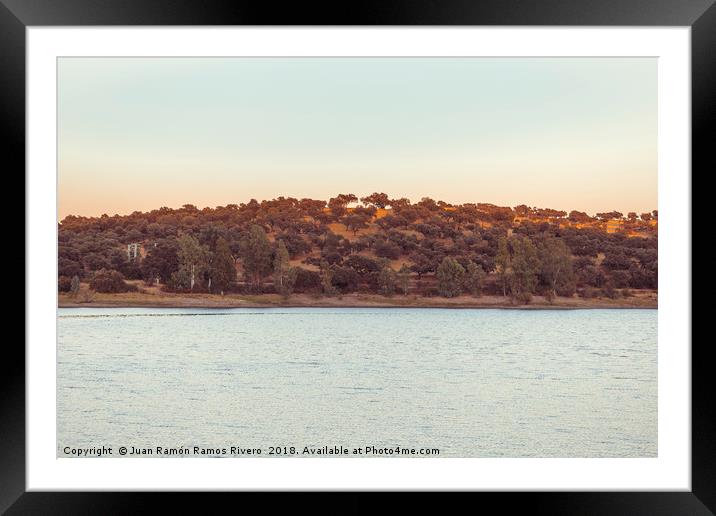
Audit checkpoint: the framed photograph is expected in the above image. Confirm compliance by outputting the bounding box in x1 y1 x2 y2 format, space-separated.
7 0 709 512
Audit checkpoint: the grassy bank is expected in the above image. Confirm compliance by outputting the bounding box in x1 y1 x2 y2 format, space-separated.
58 286 657 309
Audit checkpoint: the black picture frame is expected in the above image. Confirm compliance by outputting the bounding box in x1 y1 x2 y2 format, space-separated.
5 0 707 513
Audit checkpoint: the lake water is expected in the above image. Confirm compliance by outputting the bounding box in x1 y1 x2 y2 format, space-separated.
57 307 657 458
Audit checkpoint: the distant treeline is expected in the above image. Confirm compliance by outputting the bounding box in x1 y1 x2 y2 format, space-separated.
58 194 657 303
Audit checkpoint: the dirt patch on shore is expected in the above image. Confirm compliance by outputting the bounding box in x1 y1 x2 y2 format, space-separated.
58 288 657 309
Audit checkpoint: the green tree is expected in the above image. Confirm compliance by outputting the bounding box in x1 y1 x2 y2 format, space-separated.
539 237 575 300
141 239 179 284
273 240 298 297
240 225 273 291
328 193 358 219
397 264 411 295
342 212 371 235
495 236 511 297
69 275 81 297
436 256 465 298
360 192 390 209
463 261 485 297
509 236 541 304
377 266 397 296
171 233 210 291
319 260 337 295
210 237 236 294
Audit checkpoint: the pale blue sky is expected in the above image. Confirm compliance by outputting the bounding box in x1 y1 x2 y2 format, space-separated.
58 57 657 218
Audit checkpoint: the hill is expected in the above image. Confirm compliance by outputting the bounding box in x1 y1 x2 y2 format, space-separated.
58 194 658 305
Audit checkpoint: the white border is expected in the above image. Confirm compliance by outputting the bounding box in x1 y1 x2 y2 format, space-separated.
27 27 691 491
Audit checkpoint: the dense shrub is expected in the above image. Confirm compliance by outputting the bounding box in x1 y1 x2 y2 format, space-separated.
344 254 381 275
609 269 631 289
320 246 343 265
89 269 137 293
603 282 619 299
580 286 597 299
58 257 84 279
331 266 360 293
373 240 402 260
276 232 312 257
58 276 72 292
293 268 322 293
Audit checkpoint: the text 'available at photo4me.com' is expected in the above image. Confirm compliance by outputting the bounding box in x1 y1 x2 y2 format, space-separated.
61 444 442 457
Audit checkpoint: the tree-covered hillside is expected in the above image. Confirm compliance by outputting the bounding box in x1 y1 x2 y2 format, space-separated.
58 194 657 303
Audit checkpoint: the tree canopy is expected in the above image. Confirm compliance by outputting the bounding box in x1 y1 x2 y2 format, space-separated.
58 194 657 303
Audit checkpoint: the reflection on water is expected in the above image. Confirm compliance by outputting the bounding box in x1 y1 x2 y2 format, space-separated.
58 307 657 457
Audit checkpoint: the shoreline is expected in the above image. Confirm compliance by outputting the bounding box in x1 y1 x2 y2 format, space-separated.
58 304 657 310
58 291 658 310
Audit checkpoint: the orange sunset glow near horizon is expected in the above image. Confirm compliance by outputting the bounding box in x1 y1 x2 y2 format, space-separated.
59 57 657 220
